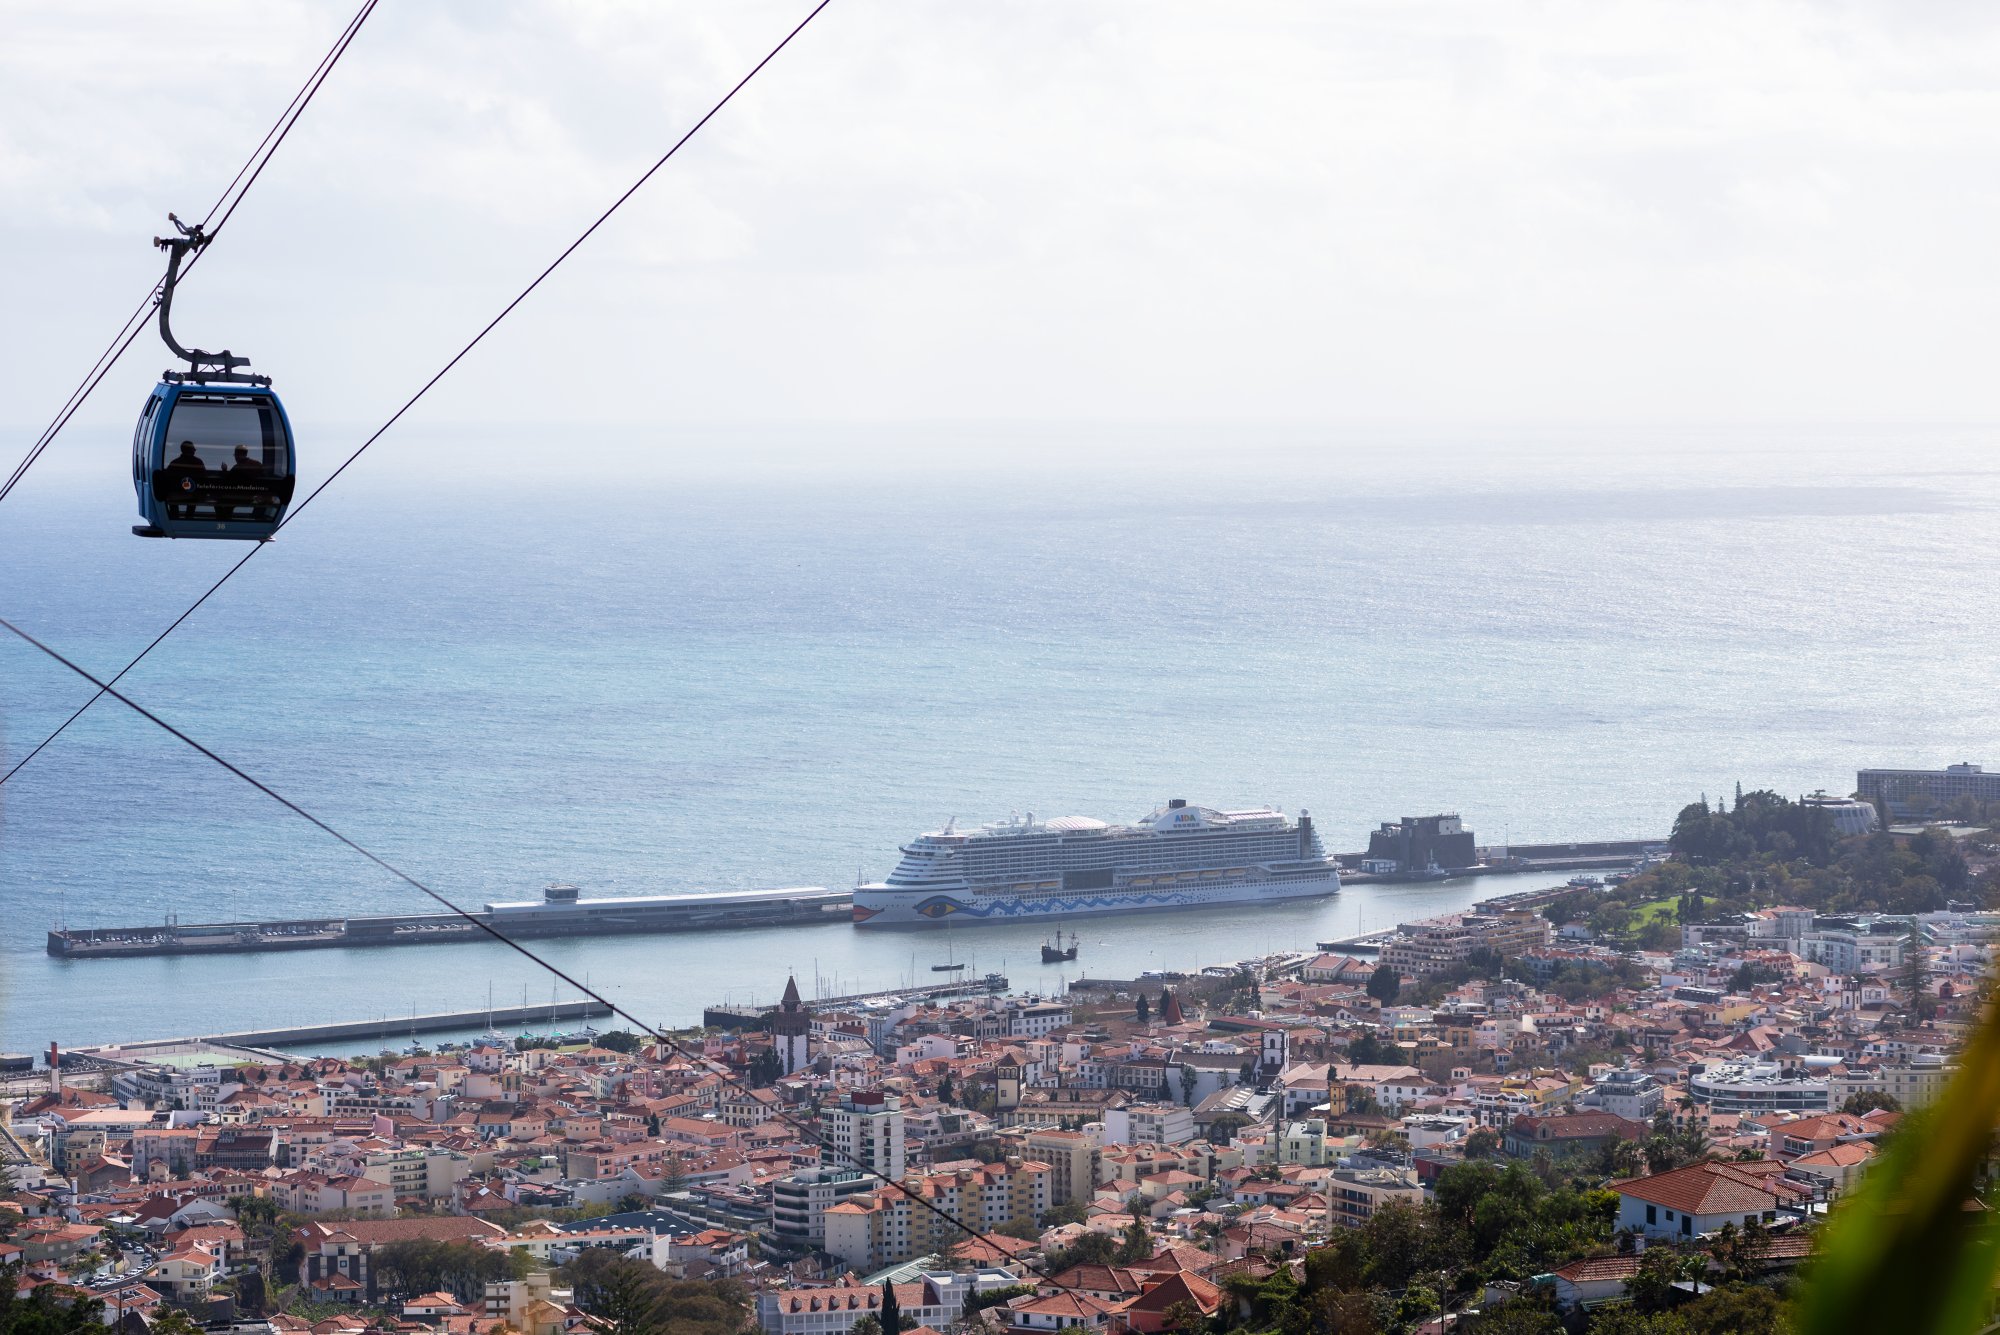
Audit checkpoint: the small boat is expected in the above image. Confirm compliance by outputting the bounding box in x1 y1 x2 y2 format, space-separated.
1041 931 1078 963
931 962 968 972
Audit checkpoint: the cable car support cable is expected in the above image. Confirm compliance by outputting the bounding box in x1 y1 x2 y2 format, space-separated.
0 2 1124 1290
2 0 831 785
0 610 1116 1299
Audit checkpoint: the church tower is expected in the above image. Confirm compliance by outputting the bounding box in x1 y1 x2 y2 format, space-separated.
771 975 812 1076
994 1060 1022 1114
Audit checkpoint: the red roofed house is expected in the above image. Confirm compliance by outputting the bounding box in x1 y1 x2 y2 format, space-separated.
1118 1271 1226 1334
1611 1162 1782 1240
1547 1254 1643 1309
144 1244 224 1300
1501 1112 1648 1160
1007 1289 1120 1332
1785 1140 1876 1197
401 1291 470 1319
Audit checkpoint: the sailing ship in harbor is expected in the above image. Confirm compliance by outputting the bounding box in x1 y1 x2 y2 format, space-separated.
1041 931 1079 962
852 799 1340 927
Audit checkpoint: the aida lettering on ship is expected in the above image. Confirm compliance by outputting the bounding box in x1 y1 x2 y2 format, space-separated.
851 798 1339 926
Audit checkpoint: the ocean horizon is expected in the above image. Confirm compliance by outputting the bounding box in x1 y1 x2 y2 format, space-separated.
3 421 1995 1051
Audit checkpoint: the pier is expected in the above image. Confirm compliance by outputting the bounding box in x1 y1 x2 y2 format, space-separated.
1331 837 1661 883
47 885 851 960
66 1000 617 1059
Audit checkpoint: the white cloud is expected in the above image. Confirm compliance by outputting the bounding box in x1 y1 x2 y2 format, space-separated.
4 0 2000 440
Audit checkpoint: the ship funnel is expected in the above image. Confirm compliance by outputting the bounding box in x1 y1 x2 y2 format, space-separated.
1298 812 1315 859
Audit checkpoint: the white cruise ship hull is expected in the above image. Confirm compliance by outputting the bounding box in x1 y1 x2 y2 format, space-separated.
851 872 1339 927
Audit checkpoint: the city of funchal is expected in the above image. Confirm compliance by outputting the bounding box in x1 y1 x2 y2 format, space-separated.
7 6 2000 1335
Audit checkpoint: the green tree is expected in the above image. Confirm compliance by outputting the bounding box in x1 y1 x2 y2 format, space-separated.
1135 993 1152 1024
1463 1127 1501 1159
879 1278 900 1334
1040 1199 1088 1228
0 1265 108 1334
1587 1310 1692 1335
1043 1231 1118 1274
594 1030 643 1054
1311 1288 1391 1335
1678 1283 1786 1335
1345 1032 1387 1066
1358 1199 1425 1289
1367 964 1401 1005
149 1314 205 1335
563 1251 664 1335
563 1250 748 1335
1839 1090 1901 1115
963 1284 1035 1315
1904 925 1936 1021
1464 1295 1562 1334
1115 1219 1152 1264
1627 1248 1704 1315
371 1237 524 1302
1302 1234 1368 1294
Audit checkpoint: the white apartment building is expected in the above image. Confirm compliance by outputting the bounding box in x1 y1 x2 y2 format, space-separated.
1687 1062 1832 1115
821 1090 906 1182
1101 1102 1195 1147
755 1271 1020 1335
770 1168 875 1251
1583 1071 1663 1122
1797 930 1904 975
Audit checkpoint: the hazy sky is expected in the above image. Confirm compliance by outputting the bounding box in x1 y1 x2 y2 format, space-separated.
5 0 2000 434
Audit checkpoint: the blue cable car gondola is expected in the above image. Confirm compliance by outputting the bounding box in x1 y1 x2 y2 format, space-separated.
132 216 295 539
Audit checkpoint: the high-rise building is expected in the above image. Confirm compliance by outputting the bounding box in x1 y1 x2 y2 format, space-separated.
1857 763 2000 819
822 1090 905 1182
770 1167 873 1251
822 1157 1054 1271
772 976 812 1076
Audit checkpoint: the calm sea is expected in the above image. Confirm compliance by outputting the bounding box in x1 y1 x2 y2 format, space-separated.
1 422 1994 1052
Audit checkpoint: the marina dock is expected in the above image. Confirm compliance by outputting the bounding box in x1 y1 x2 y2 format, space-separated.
702 973 1009 1029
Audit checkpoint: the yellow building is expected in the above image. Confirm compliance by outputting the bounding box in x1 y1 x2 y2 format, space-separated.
823 1157 1053 1271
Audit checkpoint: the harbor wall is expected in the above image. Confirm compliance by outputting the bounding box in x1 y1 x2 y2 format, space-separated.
78 1001 622 1050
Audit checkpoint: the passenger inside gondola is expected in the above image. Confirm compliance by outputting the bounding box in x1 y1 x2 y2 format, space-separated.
221 444 267 520
164 440 207 518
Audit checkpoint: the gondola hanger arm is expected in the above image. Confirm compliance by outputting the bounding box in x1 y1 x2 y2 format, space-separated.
152 213 261 382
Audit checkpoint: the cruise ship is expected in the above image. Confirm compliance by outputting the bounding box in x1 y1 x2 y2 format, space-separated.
851 799 1339 927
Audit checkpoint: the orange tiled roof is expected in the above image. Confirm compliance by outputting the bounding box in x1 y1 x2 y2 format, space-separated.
1610 1162 1779 1215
